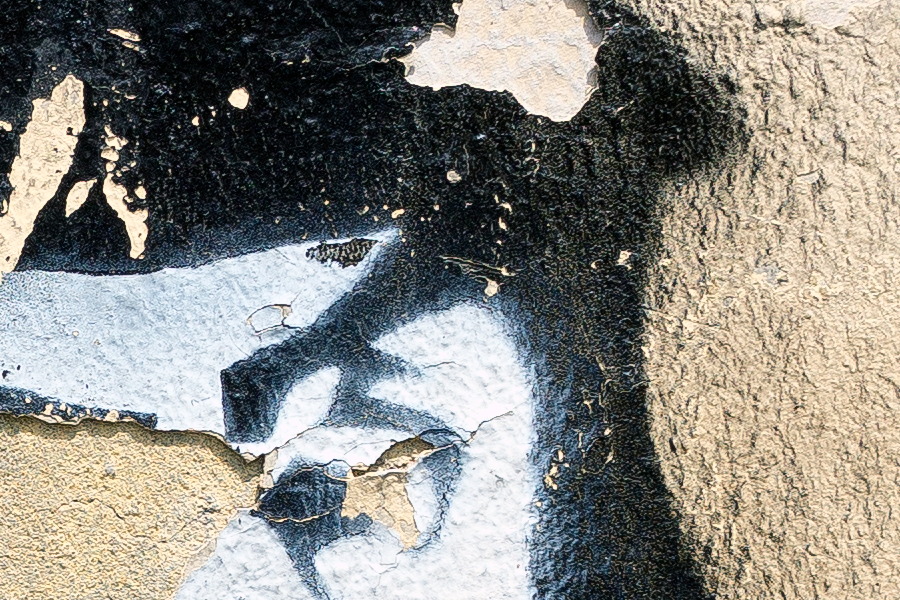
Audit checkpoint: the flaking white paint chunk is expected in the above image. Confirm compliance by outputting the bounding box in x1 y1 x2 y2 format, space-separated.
401 0 602 121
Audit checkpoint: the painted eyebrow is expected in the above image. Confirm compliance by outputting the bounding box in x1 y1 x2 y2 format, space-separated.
318 357 456 440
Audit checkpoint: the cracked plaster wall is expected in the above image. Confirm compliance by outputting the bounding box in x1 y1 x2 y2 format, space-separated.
0 414 260 600
633 0 900 598
0 0 897 598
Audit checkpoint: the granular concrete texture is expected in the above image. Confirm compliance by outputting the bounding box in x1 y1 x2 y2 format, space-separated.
0 414 260 600
635 0 900 598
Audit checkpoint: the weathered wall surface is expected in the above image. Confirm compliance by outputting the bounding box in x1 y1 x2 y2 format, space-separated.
0 0 897 598
636 1 900 598
0 415 260 600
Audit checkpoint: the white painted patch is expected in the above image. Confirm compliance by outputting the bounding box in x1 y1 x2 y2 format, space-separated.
313 304 536 599
370 303 532 435
405 460 441 535
401 0 602 121
228 87 250 109
174 511 314 600
0 239 390 434
266 426 410 483
178 298 538 599
235 367 341 457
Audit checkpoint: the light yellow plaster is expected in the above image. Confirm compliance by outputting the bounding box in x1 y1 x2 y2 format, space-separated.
0 75 85 277
0 414 260 600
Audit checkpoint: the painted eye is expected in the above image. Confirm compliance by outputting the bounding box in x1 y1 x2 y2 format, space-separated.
257 426 463 555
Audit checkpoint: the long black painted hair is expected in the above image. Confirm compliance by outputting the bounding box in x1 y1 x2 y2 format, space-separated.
1 1 743 598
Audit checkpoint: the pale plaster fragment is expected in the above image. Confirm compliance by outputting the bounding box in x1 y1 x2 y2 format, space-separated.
228 87 250 109
64 179 96 217
341 437 436 549
107 28 141 42
401 0 602 121
101 128 149 259
0 75 85 277
801 0 881 28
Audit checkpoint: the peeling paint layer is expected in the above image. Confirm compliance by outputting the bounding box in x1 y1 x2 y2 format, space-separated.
64 179 96 217
401 0 602 121
102 127 149 259
341 437 436 549
0 414 260 600
0 75 84 277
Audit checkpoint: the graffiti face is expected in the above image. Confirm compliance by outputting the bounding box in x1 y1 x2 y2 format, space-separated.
1 234 539 598
0 0 741 598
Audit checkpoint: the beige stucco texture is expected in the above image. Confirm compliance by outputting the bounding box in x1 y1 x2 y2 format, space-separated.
0 415 260 600
637 0 899 598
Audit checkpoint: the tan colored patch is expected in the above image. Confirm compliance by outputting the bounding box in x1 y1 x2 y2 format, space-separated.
341 437 436 549
626 0 900 597
227 87 250 110
64 179 96 217
0 414 260 600
102 127 149 259
0 75 85 277
401 0 602 121
108 28 141 43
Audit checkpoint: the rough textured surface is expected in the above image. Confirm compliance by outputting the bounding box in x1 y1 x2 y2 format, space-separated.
0 75 84 276
0 414 260 600
401 0 603 120
633 0 900 598
0 0 895 598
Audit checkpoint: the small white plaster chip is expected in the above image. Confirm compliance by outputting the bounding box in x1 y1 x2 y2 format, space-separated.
228 87 251 109
401 0 602 121
107 28 141 42
64 179 97 217
0 121 11 132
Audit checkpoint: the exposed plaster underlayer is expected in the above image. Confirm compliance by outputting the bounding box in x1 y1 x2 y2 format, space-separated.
0 75 84 278
0 414 260 600
401 0 603 121
0 0 897 598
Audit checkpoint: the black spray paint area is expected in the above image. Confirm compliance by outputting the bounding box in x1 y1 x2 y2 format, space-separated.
0 385 157 428
0 1 744 598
